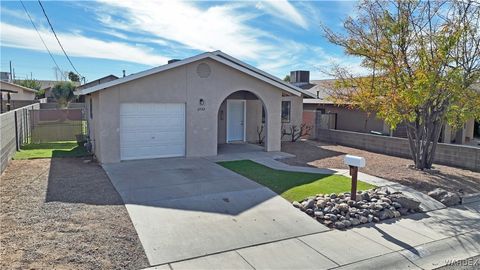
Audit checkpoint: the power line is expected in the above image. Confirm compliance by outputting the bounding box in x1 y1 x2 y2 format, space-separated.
19 0 64 79
37 0 83 79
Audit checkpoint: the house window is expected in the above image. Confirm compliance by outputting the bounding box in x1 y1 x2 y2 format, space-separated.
281 101 291 123
89 98 93 119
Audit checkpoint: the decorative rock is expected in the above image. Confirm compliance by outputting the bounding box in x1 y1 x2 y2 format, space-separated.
398 207 409 215
389 194 421 211
440 193 461 206
303 199 316 209
325 214 337 222
295 189 422 229
428 188 448 200
381 198 392 204
368 214 374 223
361 192 370 201
292 201 302 208
359 216 368 224
334 221 346 229
316 200 327 208
392 202 402 209
378 209 394 220
338 203 349 212
351 218 361 226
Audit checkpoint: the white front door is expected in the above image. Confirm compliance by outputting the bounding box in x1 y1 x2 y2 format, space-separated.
227 100 245 142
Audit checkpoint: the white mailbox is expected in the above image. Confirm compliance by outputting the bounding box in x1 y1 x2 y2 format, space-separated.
344 155 366 168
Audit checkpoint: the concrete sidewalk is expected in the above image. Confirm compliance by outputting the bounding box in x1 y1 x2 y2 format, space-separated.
146 201 480 270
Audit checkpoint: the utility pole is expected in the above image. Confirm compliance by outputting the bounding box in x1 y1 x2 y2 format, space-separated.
9 61 12 82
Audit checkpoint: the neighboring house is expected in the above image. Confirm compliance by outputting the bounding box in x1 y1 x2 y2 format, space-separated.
0 81 38 113
34 80 80 102
0 72 11 82
76 75 118 91
0 81 37 100
75 75 119 103
75 51 314 163
297 70 477 145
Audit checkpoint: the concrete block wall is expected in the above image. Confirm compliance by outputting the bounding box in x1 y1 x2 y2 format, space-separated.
317 128 480 172
0 103 40 173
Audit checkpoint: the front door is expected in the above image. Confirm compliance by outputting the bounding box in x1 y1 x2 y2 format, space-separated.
227 100 245 142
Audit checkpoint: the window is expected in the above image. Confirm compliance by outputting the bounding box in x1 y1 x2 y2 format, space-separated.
89 98 93 119
281 101 291 123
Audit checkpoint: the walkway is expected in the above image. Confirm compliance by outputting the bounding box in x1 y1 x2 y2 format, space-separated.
147 201 480 270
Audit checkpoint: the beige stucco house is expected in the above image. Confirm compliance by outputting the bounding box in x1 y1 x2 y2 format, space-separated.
0 81 37 101
75 51 313 163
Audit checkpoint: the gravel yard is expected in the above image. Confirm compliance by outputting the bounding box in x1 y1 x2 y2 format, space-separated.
0 158 149 269
281 140 480 195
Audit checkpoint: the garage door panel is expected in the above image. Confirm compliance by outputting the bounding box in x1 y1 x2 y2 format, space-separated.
121 132 185 145
121 145 184 160
121 118 184 132
120 103 185 160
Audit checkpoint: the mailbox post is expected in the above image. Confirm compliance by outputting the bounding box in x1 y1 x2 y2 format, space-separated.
344 155 366 201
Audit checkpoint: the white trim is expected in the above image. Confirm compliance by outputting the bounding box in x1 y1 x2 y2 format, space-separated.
226 100 246 143
74 51 316 98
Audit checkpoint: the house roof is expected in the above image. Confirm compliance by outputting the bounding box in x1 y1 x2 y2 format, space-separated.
75 51 315 98
0 81 38 93
77 74 118 90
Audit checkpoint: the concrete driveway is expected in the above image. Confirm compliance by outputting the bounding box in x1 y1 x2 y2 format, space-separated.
103 157 328 266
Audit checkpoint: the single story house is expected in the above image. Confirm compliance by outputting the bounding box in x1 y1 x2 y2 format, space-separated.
295 71 477 145
75 51 314 163
0 81 38 113
76 74 118 91
0 81 37 101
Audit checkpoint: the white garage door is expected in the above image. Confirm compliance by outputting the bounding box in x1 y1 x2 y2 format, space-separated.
120 103 185 160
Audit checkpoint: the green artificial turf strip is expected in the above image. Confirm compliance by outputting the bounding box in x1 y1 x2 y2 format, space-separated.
218 160 375 202
14 141 88 159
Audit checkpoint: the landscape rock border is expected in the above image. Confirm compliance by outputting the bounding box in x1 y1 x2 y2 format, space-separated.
293 187 422 229
428 188 461 206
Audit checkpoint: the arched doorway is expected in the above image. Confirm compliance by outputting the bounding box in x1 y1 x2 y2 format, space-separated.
217 90 268 153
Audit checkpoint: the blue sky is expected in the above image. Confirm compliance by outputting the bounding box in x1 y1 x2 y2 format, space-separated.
1 0 364 82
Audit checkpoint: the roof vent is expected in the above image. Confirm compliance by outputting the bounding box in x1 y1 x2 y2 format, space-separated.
168 59 181 64
196 63 211 78
290 70 310 86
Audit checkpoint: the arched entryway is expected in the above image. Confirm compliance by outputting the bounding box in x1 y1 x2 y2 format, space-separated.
217 90 268 153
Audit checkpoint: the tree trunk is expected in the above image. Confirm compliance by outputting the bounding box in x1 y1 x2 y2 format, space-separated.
406 116 444 170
